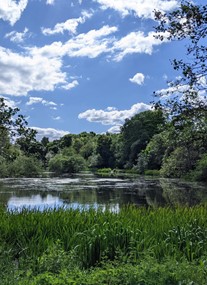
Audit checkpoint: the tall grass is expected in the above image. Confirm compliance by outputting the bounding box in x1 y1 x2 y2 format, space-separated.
0 205 207 269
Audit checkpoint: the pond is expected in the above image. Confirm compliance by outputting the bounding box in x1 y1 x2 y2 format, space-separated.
0 172 207 211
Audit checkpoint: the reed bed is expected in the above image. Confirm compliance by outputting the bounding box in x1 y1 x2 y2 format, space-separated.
0 204 207 269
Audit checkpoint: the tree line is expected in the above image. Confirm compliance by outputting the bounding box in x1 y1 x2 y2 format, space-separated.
0 100 206 181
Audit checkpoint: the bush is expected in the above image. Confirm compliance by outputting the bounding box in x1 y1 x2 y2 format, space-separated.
134 151 149 174
160 147 194 178
189 153 207 181
144 169 160 176
48 154 86 174
10 257 207 285
0 156 8 177
8 155 43 177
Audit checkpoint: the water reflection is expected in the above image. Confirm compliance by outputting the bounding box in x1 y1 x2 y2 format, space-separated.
0 173 206 211
7 194 120 212
8 194 64 211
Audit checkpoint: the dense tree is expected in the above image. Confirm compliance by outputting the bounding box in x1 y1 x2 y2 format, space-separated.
0 98 36 158
41 136 49 147
120 110 165 168
135 131 169 173
47 140 59 155
59 134 72 149
8 155 43 177
96 134 115 168
48 153 86 174
0 98 44 177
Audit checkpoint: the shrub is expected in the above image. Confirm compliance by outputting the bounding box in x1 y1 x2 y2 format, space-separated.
0 156 8 177
8 155 43 177
160 147 193 178
144 169 160 176
48 154 86 174
189 153 207 182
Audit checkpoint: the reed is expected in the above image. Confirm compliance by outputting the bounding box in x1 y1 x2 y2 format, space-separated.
0 205 207 268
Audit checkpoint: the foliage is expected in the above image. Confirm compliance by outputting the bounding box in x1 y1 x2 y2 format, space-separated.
155 1 207 90
8 155 43 177
134 151 148 174
144 169 160 176
160 147 192 178
96 168 112 174
48 153 86 174
1 206 207 284
134 130 168 174
1 206 207 266
0 156 9 177
96 134 115 168
47 140 59 155
8 257 207 285
0 98 35 141
120 110 165 168
151 1 207 179
0 98 36 159
189 153 207 181
59 134 72 149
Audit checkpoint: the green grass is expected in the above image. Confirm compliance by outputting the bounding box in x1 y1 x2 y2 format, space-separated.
1 205 207 284
144 169 160 176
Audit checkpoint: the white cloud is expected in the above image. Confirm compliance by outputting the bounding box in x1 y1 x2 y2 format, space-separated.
26 97 43 105
0 47 66 96
129 73 145 85
0 0 28 25
107 125 122 133
42 11 93 35
155 83 207 102
198 76 207 88
28 41 65 58
44 101 57 107
26 97 57 107
5 28 30 43
78 102 151 125
95 0 178 19
62 80 79 90
106 106 117 111
113 31 169 61
52 116 61 120
46 0 55 5
64 25 118 58
30 25 118 59
0 26 170 97
32 127 69 141
1 96 18 109
156 79 207 100
29 26 168 63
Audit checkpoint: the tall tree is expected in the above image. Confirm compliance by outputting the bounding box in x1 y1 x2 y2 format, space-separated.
0 98 36 158
96 134 115 168
153 1 207 177
120 110 165 168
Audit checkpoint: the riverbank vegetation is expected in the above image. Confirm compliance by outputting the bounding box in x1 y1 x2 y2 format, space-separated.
0 205 207 284
0 99 206 181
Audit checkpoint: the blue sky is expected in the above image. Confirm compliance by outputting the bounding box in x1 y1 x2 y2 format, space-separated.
0 0 196 140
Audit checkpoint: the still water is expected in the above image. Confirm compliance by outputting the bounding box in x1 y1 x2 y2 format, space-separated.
0 172 206 211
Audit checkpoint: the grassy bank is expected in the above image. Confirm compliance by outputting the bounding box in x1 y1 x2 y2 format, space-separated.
1 205 207 284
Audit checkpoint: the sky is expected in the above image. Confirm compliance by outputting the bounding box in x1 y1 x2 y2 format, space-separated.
0 0 196 140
